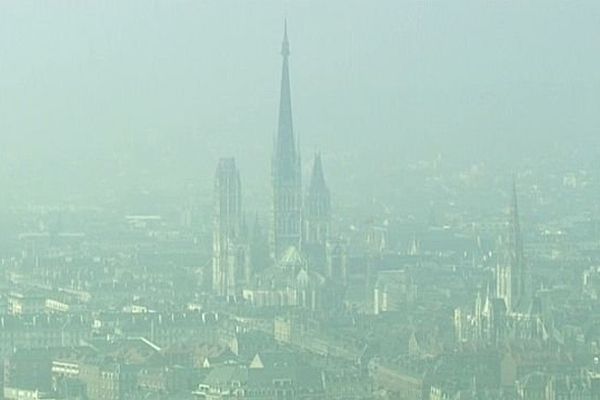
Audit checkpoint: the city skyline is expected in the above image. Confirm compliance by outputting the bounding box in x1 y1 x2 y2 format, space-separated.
1 3 599 400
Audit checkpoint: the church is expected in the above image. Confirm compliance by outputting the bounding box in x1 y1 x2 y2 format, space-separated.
211 23 346 308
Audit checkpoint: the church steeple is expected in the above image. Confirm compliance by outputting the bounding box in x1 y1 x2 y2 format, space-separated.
309 153 327 193
496 177 528 313
271 21 302 260
274 20 298 181
509 176 527 306
510 177 524 265
281 19 290 57
306 153 330 218
303 153 331 264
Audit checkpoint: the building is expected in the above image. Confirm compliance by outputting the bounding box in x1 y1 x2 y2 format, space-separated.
196 351 324 400
373 270 417 315
0 315 90 358
271 22 303 261
302 153 332 272
496 179 528 313
3 349 53 393
325 239 348 285
212 158 249 299
5 291 46 316
242 246 325 310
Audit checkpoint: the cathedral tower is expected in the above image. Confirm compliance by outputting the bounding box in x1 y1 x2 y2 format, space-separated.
271 22 302 260
496 178 527 312
509 177 526 304
302 153 332 269
303 153 331 244
212 158 247 298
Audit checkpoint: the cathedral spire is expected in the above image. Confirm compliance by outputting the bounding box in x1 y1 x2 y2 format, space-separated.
307 153 330 213
510 176 527 303
303 153 331 257
496 176 528 313
510 177 524 265
271 21 302 260
309 152 327 191
282 19 290 57
275 20 297 180
511 176 520 234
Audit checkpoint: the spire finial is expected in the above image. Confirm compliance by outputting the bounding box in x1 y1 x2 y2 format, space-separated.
281 19 290 57
510 174 520 234
309 152 327 191
511 173 518 210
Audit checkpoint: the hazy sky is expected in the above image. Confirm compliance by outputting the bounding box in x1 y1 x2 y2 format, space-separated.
0 1 599 204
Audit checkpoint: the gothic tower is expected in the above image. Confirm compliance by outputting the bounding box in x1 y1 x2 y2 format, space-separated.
496 245 512 310
302 153 331 269
303 153 331 244
271 22 302 260
509 177 526 305
212 158 247 298
496 178 527 312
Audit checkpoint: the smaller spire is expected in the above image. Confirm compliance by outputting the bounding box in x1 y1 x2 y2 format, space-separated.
281 19 290 57
509 175 523 259
511 174 519 216
309 152 327 190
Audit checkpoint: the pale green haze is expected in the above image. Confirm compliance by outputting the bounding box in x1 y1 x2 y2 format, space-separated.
0 1 598 206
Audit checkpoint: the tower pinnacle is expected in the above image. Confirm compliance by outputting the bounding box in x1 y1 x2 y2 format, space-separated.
510 176 526 303
282 19 290 57
309 152 327 192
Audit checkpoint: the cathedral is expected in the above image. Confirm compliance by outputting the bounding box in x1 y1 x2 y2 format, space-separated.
211 23 342 306
455 180 549 345
496 178 528 314
211 158 250 298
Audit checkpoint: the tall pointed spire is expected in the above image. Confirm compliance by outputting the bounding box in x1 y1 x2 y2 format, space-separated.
306 153 330 216
510 176 523 260
497 176 528 313
282 19 290 57
271 21 302 260
509 176 526 306
303 153 331 264
309 152 327 191
275 19 297 180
